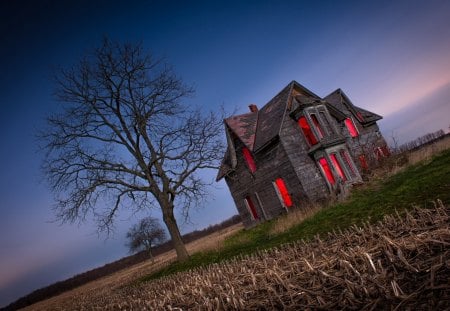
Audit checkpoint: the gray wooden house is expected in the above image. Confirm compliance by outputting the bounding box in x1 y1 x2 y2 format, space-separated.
216 81 389 228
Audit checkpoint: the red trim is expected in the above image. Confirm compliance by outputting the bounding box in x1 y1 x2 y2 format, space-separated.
345 118 359 137
242 147 256 173
298 116 318 145
319 157 336 185
274 178 293 207
330 154 347 181
245 196 259 220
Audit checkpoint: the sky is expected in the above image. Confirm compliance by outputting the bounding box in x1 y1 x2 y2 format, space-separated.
1 0 450 307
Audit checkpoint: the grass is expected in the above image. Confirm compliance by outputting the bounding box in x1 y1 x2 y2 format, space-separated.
140 147 450 283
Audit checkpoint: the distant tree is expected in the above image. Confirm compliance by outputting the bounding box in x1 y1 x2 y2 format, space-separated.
126 217 166 259
40 38 225 262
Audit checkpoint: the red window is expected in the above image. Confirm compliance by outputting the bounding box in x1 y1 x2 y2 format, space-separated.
274 178 293 208
340 150 357 178
298 116 318 145
359 154 368 170
345 118 359 137
242 147 256 173
319 157 336 185
330 153 347 181
244 196 259 220
310 114 324 138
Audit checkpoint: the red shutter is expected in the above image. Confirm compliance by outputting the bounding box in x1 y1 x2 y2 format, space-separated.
274 178 293 207
242 147 256 173
345 118 359 137
298 116 318 145
319 157 336 185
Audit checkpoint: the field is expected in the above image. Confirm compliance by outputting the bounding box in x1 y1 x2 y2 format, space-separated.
22 137 450 310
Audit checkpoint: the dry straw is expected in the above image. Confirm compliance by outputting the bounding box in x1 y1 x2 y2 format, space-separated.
28 200 450 310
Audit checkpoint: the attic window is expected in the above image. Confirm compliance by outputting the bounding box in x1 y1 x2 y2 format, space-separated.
345 118 359 137
356 112 364 122
273 178 293 208
298 116 318 145
242 147 256 173
318 157 336 185
244 196 259 220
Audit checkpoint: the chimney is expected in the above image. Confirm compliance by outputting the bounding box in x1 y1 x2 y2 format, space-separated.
248 104 258 113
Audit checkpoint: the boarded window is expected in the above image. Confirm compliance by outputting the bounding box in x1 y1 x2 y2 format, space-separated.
345 118 359 137
274 178 293 208
310 114 324 138
359 154 368 170
340 150 357 178
319 157 336 185
298 116 318 145
244 196 258 220
242 146 256 173
330 153 347 181
320 111 333 135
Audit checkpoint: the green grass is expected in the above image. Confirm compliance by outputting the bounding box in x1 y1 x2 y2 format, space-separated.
141 148 450 282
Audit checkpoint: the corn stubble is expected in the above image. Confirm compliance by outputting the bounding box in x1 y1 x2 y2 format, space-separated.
47 202 450 310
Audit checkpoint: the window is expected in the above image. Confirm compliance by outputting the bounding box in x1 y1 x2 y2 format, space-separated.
319 111 333 135
244 196 259 220
340 150 357 178
310 114 324 139
242 147 256 173
273 178 293 208
356 112 364 122
298 116 318 145
344 118 359 137
359 154 368 170
318 157 336 185
330 153 347 181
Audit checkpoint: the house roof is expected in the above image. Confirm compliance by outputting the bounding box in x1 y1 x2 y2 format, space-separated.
324 89 382 125
216 81 382 181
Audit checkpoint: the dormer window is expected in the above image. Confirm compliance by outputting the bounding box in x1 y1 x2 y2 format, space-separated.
242 146 256 173
345 117 359 137
297 106 337 146
298 116 318 145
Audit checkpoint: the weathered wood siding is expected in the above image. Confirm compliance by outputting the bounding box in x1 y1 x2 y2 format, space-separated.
225 137 305 228
279 114 330 202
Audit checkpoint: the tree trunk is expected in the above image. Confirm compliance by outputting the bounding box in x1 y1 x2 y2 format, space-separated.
161 204 189 262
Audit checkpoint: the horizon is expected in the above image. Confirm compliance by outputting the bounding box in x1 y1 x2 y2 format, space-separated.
1 0 450 307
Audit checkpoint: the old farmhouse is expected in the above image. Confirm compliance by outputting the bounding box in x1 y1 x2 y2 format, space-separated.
216 81 389 228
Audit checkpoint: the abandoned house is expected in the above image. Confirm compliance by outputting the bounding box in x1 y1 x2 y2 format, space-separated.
216 81 389 228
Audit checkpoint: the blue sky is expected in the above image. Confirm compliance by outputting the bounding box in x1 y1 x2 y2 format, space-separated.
1 0 450 307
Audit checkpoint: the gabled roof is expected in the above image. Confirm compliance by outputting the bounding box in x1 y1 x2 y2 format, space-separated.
216 81 319 181
324 89 382 125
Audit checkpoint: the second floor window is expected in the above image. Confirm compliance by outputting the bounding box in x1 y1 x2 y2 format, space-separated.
345 117 359 137
242 146 256 173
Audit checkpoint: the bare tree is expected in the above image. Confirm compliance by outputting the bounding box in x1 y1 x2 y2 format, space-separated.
40 39 225 262
126 217 166 260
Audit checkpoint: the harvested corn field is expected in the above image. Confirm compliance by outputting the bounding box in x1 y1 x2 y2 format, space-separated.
31 201 450 310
